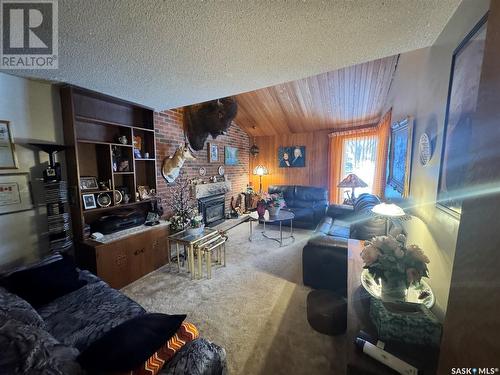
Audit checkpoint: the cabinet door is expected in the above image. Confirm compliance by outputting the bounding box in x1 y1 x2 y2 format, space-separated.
151 235 169 270
123 233 150 281
95 243 133 289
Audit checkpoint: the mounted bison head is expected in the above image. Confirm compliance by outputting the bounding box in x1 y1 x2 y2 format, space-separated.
184 97 238 150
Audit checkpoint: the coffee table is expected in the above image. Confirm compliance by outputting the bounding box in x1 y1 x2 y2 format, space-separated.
249 210 295 246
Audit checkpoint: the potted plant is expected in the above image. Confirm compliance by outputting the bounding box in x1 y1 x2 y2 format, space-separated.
361 234 430 302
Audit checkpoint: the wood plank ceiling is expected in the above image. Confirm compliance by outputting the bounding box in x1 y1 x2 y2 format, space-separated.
234 55 399 137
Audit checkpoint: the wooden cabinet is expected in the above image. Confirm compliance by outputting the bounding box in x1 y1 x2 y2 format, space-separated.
78 225 170 289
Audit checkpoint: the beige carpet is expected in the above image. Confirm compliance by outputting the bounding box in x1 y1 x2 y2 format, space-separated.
121 223 345 374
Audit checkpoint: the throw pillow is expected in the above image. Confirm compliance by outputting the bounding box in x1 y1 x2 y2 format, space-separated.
132 321 199 375
77 313 186 373
0 256 87 307
0 287 46 329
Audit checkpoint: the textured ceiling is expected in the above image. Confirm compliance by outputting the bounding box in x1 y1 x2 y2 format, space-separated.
10 0 461 110
235 55 399 136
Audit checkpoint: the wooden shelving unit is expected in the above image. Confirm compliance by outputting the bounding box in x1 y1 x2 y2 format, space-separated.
60 86 168 289
60 85 158 239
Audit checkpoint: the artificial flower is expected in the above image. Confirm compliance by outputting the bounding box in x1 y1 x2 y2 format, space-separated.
407 245 430 264
361 244 381 266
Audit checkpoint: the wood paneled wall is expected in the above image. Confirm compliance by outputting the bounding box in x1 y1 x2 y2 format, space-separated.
248 130 330 192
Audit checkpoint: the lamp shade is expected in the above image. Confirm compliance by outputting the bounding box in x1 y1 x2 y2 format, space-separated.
372 203 405 217
253 165 268 176
337 173 368 188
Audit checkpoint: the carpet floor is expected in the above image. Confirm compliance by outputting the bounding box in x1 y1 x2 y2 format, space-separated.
121 223 345 375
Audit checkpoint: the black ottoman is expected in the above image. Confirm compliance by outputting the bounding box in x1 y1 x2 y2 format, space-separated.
307 290 347 335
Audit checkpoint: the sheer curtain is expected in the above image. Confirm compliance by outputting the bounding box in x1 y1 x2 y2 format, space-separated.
328 110 392 204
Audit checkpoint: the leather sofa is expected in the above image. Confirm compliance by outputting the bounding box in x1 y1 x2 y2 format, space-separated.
267 185 328 229
302 193 404 296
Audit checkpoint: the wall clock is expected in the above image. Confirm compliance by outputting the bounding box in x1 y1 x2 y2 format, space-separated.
199 167 206 176
419 132 432 166
218 165 225 176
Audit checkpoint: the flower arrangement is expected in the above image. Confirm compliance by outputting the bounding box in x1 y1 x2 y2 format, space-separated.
361 234 430 288
258 192 286 208
190 213 204 229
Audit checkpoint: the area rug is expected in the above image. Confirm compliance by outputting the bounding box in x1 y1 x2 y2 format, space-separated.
122 223 345 374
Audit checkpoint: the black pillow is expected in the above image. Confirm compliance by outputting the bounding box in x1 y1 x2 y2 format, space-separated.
77 313 186 372
0 256 86 307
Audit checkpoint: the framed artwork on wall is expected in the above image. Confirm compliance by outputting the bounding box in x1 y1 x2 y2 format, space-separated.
224 146 238 165
387 117 414 198
437 14 488 219
0 120 18 169
278 146 306 168
0 173 32 214
208 143 218 163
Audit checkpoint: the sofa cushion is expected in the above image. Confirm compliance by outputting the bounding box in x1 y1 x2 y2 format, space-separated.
0 287 45 329
37 277 146 351
77 313 186 373
0 256 86 307
294 186 328 202
288 207 314 223
328 220 351 239
0 318 82 375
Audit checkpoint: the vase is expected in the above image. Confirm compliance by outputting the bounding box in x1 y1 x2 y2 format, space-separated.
267 205 281 217
380 278 407 302
186 225 204 236
257 202 266 218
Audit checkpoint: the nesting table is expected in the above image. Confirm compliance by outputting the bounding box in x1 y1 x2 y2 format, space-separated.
248 210 295 247
167 227 226 279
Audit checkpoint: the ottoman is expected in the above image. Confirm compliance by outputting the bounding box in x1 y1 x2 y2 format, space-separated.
307 289 347 335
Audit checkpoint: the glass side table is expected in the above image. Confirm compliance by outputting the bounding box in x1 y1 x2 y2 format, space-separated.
167 227 220 279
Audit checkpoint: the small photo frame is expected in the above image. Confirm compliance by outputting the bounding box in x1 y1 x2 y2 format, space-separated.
208 143 218 163
0 120 19 169
80 176 99 191
82 193 97 210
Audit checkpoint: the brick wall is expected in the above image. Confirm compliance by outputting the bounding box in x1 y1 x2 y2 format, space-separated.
154 108 250 217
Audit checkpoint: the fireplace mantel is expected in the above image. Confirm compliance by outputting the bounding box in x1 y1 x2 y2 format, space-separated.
193 181 232 199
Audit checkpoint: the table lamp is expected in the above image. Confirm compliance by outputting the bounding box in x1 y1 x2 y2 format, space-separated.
371 202 405 235
337 173 368 203
253 165 268 193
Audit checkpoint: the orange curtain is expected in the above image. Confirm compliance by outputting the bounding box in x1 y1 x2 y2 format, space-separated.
328 109 392 203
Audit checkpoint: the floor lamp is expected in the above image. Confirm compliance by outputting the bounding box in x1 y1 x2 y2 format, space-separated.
253 165 268 193
371 202 406 235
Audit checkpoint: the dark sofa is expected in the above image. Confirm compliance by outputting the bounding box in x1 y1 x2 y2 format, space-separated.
302 193 404 295
0 256 226 375
268 185 328 229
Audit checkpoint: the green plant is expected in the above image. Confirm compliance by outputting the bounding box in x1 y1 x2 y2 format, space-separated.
361 235 430 287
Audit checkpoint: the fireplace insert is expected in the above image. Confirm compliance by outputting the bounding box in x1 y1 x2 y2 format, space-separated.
198 194 225 227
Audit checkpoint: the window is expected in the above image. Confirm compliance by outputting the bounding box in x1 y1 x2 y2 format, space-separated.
340 135 378 200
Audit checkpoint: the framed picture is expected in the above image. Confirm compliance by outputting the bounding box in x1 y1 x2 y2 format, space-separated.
208 143 218 163
437 14 487 218
0 173 32 214
278 146 306 168
387 117 414 197
82 193 97 210
0 120 18 169
80 176 99 191
224 146 239 165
